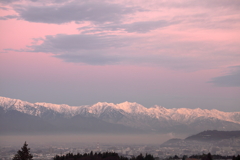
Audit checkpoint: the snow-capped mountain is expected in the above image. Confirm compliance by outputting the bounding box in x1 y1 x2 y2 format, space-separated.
0 96 240 134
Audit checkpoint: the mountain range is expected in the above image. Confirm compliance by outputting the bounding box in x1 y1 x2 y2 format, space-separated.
0 96 240 135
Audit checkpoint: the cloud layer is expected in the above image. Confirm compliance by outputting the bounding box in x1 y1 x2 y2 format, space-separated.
1 0 240 82
209 66 240 87
14 1 136 24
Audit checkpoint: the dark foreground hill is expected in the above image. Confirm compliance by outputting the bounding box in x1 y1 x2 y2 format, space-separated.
185 130 240 141
161 130 240 147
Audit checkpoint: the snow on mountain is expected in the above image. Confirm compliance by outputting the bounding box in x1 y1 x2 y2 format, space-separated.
0 96 38 115
35 102 84 117
0 96 240 125
116 101 147 114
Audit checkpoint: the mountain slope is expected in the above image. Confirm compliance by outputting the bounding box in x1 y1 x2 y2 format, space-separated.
0 107 57 134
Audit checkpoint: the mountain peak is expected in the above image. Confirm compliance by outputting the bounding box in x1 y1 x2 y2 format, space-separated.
116 101 146 113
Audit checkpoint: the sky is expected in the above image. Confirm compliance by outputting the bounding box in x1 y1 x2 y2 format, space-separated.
0 0 240 112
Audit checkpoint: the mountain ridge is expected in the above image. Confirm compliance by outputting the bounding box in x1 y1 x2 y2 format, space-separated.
1 96 240 134
1 96 239 123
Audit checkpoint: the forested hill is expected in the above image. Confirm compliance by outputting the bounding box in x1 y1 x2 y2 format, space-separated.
185 130 240 141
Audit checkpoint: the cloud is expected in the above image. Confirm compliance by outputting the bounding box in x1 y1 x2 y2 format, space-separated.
3 0 239 32
122 20 178 33
155 0 240 10
23 32 233 71
0 0 20 5
54 53 121 65
199 0 240 9
3 0 239 69
26 33 132 65
13 1 136 24
208 66 240 87
0 6 10 10
0 15 19 20
30 34 130 52
78 20 179 33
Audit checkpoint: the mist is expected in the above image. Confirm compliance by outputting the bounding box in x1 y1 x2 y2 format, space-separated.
0 133 187 147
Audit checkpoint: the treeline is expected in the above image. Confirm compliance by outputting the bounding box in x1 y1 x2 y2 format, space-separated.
171 153 240 160
53 152 240 160
11 142 240 160
233 155 240 160
53 152 155 160
188 154 235 160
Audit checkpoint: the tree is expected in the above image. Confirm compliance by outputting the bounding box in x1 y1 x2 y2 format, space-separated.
201 153 212 160
173 155 179 159
207 153 212 160
12 142 33 160
136 153 144 160
182 155 188 160
145 153 154 160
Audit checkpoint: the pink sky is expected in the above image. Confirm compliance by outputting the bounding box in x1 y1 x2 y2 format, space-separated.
0 0 240 111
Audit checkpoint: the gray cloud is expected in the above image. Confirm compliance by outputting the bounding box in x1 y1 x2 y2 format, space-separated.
14 1 135 24
27 33 131 65
158 0 240 10
3 0 239 32
0 0 20 4
199 0 240 9
0 6 9 10
79 20 179 33
24 34 225 71
30 34 129 52
208 66 240 87
54 53 121 65
171 11 240 30
122 20 178 33
24 31 239 70
0 14 18 20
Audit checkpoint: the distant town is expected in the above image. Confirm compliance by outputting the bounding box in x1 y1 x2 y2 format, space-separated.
1 137 240 160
